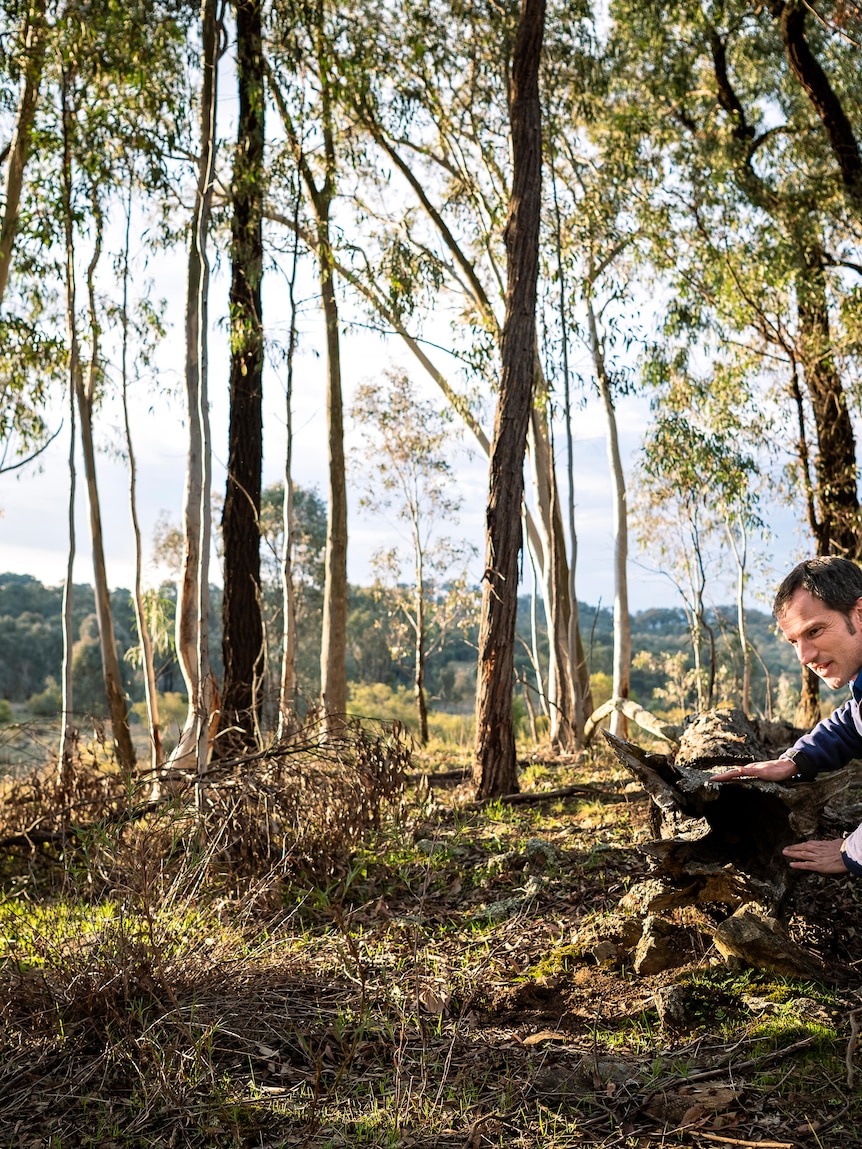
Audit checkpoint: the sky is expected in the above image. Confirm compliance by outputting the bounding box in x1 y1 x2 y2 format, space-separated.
0 55 812 622
0 246 806 619
0 247 680 613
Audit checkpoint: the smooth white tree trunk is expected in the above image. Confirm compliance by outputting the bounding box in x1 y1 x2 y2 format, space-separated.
171 0 219 774
586 288 631 738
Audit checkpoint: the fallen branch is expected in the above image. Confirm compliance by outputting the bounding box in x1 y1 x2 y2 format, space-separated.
642 1032 820 1102
461 783 622 810
405 768 469 784
693 1135 793 1148
584 698 681 747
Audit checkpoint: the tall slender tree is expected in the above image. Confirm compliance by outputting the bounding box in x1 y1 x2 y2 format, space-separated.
0 0 47 308
267 0 348 729
221 0 266 746
172 0 220 772
474 0 545 798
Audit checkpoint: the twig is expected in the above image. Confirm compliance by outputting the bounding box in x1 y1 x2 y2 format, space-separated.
641 1033 820 1105
693 1135 793 1148
846 1007 862 1088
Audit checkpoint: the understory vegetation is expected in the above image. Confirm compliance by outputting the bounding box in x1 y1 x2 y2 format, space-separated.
2 728 861 1148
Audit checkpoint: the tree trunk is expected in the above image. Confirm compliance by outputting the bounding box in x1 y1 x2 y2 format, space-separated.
550 145 587 747
120 181 162 778
318 212 348 728
77 198 136 773
473 0 545 799
221 0 265 748
776 1 862 216
726 519 751 714
587 284 630 737
527 399 591 749
525 529 549 718
266 34 348 732
278 185 301 738
59 144 77 786
61 84 134 773
0 0 46 307
172 0 219 772
414 535 429 746
796 251 860 558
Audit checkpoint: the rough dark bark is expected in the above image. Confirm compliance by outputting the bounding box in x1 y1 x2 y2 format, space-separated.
473 0 545 799
605 711 858 976
222 0 265 745
0 0 46 307
709 22 861 717
796 250 860 557
775 0 862 215
317 211 348 727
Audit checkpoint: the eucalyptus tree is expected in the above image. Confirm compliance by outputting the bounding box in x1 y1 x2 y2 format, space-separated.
540 33 646 740
171 0 221 774
8 0 193 769
0 0 47 307
352 371 473 744
339 0 598 749
606 0 862 722
117 179 163 774
0 0 64 481
221 0 266 748
636 402 764 713
474 0 545 797
266 0 352 730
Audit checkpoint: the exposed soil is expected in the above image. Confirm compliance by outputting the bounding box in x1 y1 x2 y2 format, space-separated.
1 744 862 1147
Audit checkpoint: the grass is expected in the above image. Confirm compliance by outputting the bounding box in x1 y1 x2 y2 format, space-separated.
1 734 862 1146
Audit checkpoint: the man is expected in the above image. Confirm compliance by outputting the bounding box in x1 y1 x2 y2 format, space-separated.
713 556 862 876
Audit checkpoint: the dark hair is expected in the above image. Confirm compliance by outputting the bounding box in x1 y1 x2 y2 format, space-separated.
774 557 862 616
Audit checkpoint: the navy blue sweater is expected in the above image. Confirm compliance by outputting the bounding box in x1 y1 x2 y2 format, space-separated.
786 672 862 875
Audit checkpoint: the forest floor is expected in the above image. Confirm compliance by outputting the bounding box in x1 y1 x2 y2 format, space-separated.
1 732 862 1148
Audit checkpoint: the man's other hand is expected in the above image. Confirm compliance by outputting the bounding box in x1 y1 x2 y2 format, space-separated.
783 839 846 874
710 758 798 783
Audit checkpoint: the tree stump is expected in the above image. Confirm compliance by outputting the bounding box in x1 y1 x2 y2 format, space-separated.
604 709 859 976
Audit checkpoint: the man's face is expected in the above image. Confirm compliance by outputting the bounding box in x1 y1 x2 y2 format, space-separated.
777 587 862 689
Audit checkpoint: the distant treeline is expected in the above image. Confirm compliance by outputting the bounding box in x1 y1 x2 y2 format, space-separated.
0 572 803 724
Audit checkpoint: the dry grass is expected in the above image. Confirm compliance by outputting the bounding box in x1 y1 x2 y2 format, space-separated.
1 737 862 1147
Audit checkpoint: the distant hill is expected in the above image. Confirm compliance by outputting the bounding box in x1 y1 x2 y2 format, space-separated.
0 572 804 722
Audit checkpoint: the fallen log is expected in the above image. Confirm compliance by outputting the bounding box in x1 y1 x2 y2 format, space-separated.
602 708 860 977
584 698 682 747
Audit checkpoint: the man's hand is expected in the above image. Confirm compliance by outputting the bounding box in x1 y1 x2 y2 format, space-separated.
783 839 846 874
710 758 798 783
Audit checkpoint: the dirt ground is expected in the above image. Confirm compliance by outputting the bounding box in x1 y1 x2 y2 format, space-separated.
1 740 862 1147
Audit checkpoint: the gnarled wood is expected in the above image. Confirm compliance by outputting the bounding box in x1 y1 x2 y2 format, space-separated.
584 698 680 747
604 710 860 976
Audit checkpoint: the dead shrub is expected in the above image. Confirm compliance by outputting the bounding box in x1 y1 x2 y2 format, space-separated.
0 717 410 889
196 719 411 876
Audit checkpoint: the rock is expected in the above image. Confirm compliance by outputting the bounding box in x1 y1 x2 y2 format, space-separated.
591 941 623 967
524 837 563 869
712 907 828 980
654 984 688 1030
633 914 691 975
573 912 642 968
